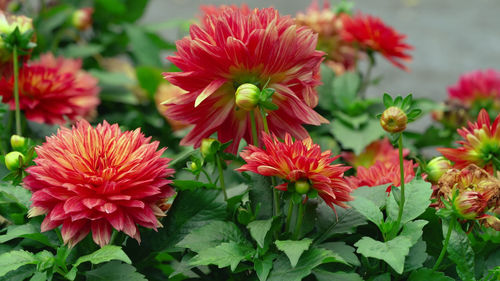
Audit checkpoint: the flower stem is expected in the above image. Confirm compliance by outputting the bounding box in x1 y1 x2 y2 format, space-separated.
285 200 294 233
216 154 228 201
13 45 22 136
393 133 406 236
249 110 259 147
433 218 456 271
293 202 305 240
358 53 375 99
259 107 269 134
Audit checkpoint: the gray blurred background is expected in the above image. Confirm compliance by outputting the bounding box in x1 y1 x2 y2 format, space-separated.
142 0 500 115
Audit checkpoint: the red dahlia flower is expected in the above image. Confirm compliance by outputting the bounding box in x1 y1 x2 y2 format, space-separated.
0 53 100 124
342 137 408 169
24 120 175 247
341 13 413 70
163 5 327 153
347 159 416 191
447 69 500 110
237 133 353 211
438 109 500 173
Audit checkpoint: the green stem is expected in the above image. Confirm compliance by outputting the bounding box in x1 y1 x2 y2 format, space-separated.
13 46 21 136
259 107 269 134
293 202 305 240
433 218 456 271
358 54 375 99
216 154 228 201
201 168 213 184
393 133 406 235
249 110 259 147
285 200 294 233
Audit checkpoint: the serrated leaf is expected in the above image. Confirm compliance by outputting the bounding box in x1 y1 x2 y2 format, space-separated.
404 239 427 272
73 245 131 268
331 118 385 154
275 239 313 268
408 268 455 281
29 271 46 281
0 250 37 277
254 254 276 281
177 221 248 253
267 247 345 281
247 218 275 248
314 269 363 281
248 174 273 219
444 220 475 281
190 241 255 271
315 203 367 244
387 179 433 225
86 261 146 281
0 223 55 248
332 72 361 110
349 196 384 228
355 236 413 274
125 25 162 67
351 184 390 208
400 220 428 245
172 180 216 191
318 242 360 266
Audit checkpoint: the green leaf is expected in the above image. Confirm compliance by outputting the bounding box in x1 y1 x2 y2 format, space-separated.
314 269 363 281
73 245 131 268
315 203 367 244
275 239 313 268
190 241 255 271
172 180 216 191
125 25 162 67
29 271 46 281
387 179 433 225
248 174 273 219
86 261 146 281
351 184 390 208
177 221 249 253
348 196 384 228
267 247 345 281
60 44 104 58
404 239 427 272
331 118 385 154
0 223 55 248
355 236 413 274
0 265 35 281
88 70 134 87
383 93 393 108
408 268 455 281
247 218 275 248
254 254 276 281
0 250 37 277
95 0 126 15
332 72 361 110
400 220 428 245
445 220 475 281
136 66 164 99
318 242 360 266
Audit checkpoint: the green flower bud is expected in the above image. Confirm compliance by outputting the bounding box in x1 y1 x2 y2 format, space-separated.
5 151 25 170
295 180 311 194
235 83 260 111
72 8 93 31
380 106 408 133
190 161 198 171
453 191 489 220
10 134 25 150
426 156 452 184
200 138 220 158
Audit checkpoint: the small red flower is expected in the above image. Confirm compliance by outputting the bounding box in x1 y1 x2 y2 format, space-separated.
447 69 500 111
163 5 327 153
342 137 408 169
347 159 416 191
237 133 353 211
341 13 413 70
24 120 175 247
437 109 500 173
0 53 100 124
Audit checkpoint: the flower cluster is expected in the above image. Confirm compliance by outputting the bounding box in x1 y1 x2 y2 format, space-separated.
0 53 100 124
162 5 327 153
24 120 175 247
238 133 353 211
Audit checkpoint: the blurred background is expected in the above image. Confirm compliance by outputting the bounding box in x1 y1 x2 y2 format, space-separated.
143 0 500 103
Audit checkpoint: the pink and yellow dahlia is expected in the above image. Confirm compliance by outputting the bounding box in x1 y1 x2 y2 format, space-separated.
0 53 99 124
342 137 408 169
163 5 327 153
347 159 416 191
295 1 357 74
24 120 175 247
341 13 413 70
237 133 353 211
438 109 500 173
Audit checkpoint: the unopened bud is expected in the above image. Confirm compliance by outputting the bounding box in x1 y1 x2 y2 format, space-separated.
426 156 452 184
295 180 311 194
235 83 260 111
453 191 490 220
380 106 408 133
190 161 198 171
10 134 25 150
5 151 25 170
72 8 93 31
200 138 220 158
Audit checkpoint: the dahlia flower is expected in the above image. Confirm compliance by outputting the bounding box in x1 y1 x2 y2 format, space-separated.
24 120 175 247
0 53 99 124
435 164 499 223
295 0 357 74
447 69 500 113
155 82 189 131
163 5 327 153
341 13 413 70
342 137 408 169
438 109 500 173
237 133 353 211
347 159 416 191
